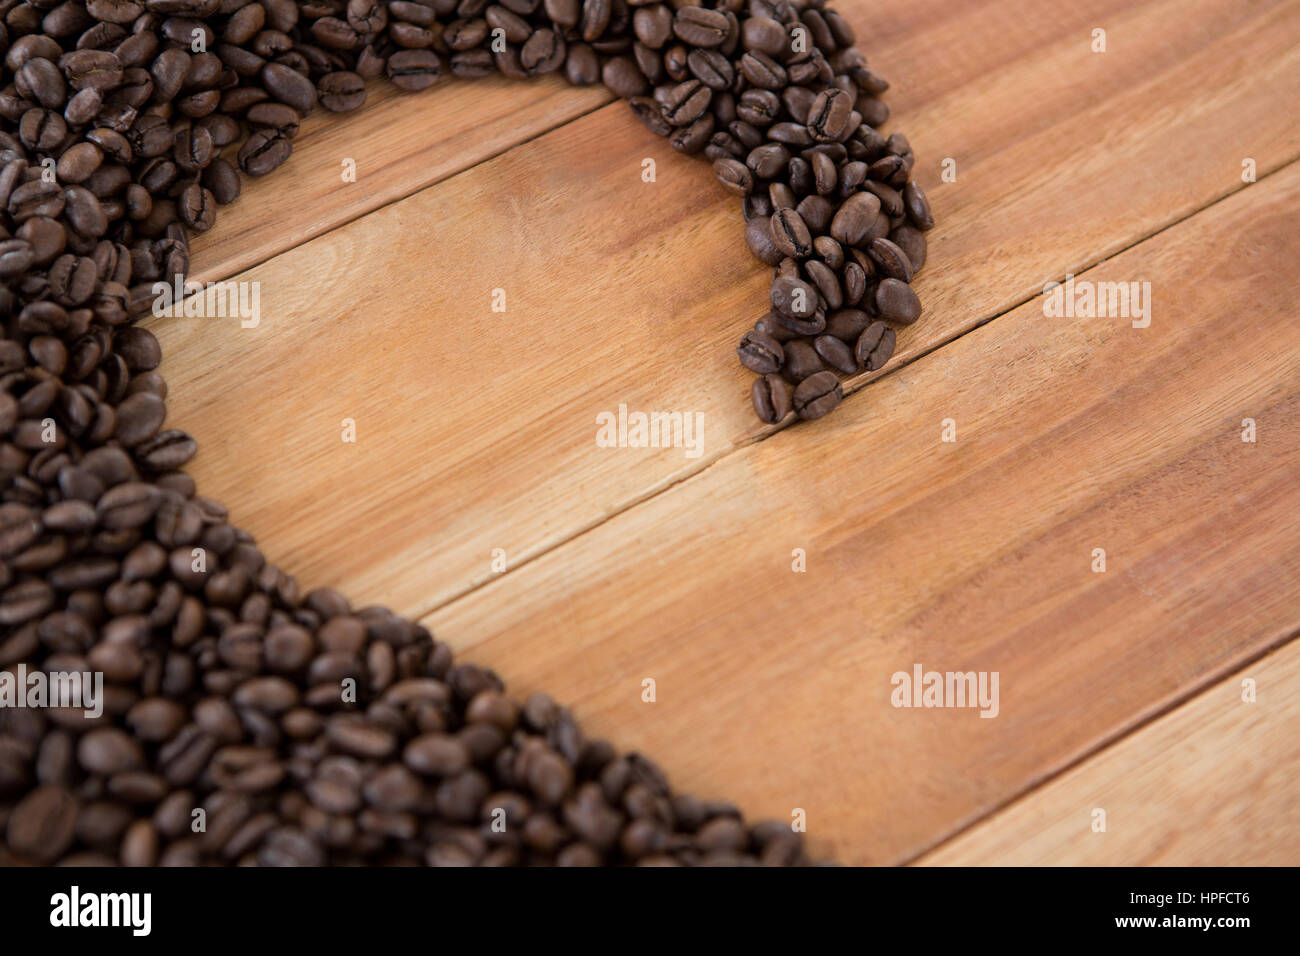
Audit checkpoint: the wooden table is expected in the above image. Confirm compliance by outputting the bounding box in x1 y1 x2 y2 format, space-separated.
150 0 1300 865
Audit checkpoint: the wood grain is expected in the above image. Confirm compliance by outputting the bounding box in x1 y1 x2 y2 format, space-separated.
922 639 1300 865
186 75 612 284
150 0 1300 622
425 159 1300 865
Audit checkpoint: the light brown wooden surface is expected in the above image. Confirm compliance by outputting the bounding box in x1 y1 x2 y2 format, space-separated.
922 641 1300 866
149 0 1300 864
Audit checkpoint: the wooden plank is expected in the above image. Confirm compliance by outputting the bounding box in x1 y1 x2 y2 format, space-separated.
187 75 612 284
424 160 1300 864
921 639 1300 865
150 0 1300 619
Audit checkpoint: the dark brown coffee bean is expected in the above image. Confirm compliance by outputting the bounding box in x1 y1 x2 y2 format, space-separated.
781 339 823 384
891 224 928 273
769 274 820 323
903 180 934 230
673 7 729 48
868 237 913 282
807 87 853 142
737 330 784 374
744 215 782 265
112 391 166 446
238 128 292 176
855 321 896 370
739 51 787 90
875 277 922 325
6 785 78 862
751 373 792 424
830 191 882 247
792 370 843 420
825 308 872 343
521 29 566 74
769 207 812 259
814 334 857 374
387 50 445 91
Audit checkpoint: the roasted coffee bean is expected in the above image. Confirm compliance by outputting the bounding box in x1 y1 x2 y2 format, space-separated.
782 339 823 383
238 129 292 177
662 79 711 126
892 224 928 273
113 392 166 446
751 373 792 424
387 50 444 91
807 87 853 142
868 237 913 282
875 277 922 325
903 180 935 230
814 334 857 374
792 370 843 420
673 7 729 48
805 259 842 311
740 51 787 90
744 215 782 265
746 142 789 180
830 191 882 247
769 275 821 325
769 207 812 259
736 330 783 374
6 785 78 863
855 321 896 371
521 29 566 74
825 308 872 343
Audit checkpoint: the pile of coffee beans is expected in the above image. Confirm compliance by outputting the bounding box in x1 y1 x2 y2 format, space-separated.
0 0 928 866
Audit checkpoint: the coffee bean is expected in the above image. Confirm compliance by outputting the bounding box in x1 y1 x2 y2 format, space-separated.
825 308 872 343
769 207 812 259
713 156 752 197
891 224 928 272
673 7 729 48
737 330 784 374
769 275 821 325
903 180 934 230
751 373 792 424
113 391 166 445
875 277 922 325
830 191 882 247
238 128 292 177
814 334 857 374
792 370 843 420
807 87 853 142
782 339 823 383
855 321 896 370
6 785 78 863
868 237 913 282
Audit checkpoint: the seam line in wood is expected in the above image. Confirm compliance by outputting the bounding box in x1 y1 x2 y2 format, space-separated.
903 622 1300 866
200 95 614 285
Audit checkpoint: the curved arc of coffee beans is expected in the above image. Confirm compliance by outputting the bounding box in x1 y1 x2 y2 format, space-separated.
0 0 932 867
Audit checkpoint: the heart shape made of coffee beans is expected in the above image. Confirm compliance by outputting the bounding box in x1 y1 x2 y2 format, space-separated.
0 0 931 866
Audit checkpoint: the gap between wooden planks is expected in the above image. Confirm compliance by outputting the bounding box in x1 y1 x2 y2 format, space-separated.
152 0 1300 623
424 160 1300 864
921 636 1300 865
